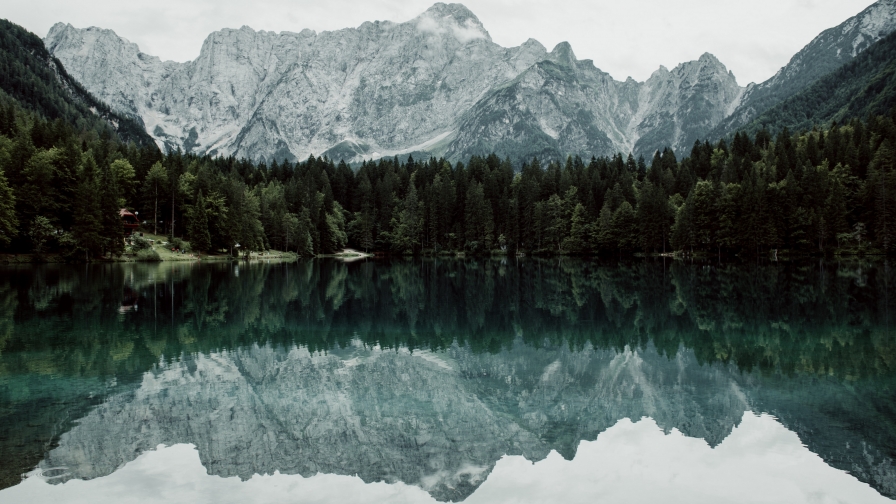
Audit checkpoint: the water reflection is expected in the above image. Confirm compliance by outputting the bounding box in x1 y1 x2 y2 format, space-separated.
5 414 891 504
0 258 894 501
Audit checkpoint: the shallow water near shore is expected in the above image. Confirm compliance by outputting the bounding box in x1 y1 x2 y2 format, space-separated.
0 258 894 503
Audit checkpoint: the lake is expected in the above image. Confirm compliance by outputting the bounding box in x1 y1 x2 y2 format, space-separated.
0 258 894 503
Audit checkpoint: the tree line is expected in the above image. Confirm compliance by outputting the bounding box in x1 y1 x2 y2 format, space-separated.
0 19 154 146
3 258 893 491
1 259 892 383
1 89 895 258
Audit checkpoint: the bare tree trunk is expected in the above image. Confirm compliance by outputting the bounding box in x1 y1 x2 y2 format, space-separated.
154 189 158 235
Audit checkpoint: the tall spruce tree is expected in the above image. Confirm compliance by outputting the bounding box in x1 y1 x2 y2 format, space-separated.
71 152 103 260
0 167 17 248
189 190 211 253
144 162 168 235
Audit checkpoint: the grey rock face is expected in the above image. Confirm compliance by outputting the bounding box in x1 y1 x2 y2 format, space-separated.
711 0 896 139
44 3 744 163
39 341 751 501
44 1 896 164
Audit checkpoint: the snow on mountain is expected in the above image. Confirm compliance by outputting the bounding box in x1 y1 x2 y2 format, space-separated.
43 3 747 163
43 1 896 164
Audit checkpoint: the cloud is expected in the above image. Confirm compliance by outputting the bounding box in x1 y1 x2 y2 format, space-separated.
5 0 880 84
416 14 487 44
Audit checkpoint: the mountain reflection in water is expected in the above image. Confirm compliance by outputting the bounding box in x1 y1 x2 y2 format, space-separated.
0 258 893 502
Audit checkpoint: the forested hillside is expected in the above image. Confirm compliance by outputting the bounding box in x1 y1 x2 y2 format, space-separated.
1 84 894 258
743 29 896 137
0 19 155 146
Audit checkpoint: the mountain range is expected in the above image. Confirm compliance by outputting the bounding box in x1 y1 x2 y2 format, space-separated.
37 341 896 501
39 1 896 165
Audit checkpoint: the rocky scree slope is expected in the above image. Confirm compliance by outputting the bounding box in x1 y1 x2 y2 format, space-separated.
43 3 743 164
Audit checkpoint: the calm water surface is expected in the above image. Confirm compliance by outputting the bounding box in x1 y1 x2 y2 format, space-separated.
0 258 894 503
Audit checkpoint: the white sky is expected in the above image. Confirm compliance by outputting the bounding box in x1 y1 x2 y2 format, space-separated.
5 0 879 85
2 415 889 503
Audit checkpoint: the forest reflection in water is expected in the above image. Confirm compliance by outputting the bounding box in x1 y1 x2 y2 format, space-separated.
0 258 893 501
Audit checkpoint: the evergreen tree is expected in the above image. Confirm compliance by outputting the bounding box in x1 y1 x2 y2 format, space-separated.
870 140 896 252
71 152 103 260
227 182 264 257
692 181 719 251
637 180 671 252
464 182 493 252
389 173 423 253
671 191 696 253
144 162 168 235
189 190 211 253
323 202 348 253
110 158 136 207
610 201 638 252
294 208 314 256
562 203 588 253
99 161 124 257
595 203 614 251
0 167 17 248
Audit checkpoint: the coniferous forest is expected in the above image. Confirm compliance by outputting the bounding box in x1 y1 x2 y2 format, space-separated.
1 90 896 259
1 15 895 260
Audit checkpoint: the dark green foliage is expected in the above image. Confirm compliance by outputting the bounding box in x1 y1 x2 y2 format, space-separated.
743 30 896 138
0 165 16 247
0 259 895 494
69 151 103 260
0 21 894 259
0 19 154 146
188 190 211 253
2 104 895 258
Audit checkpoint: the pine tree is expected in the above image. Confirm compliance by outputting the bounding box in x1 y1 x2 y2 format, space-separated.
99 162 124 257
323 202 348 253
110 158 136 207
386 174 423 254
144 162 168 235
562 203 588 253
871 140 896 252
189 190 211 253
671 191 696 253
464 182 492 253
0 167 17 248
692 181 720 251
595 203 614 251
610 201 638 252
637 181 671 252
71 152 103 260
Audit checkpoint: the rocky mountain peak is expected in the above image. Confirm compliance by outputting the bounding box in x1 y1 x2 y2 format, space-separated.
54 1 896 164
415 2 490 44
697 52 722 66
549 41 577 68
423 2 479 22
648 65 670 80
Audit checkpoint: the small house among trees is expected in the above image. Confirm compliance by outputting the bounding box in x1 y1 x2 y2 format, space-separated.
120 209 139 235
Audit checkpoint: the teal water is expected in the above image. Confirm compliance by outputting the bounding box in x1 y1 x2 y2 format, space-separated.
0 258 893 503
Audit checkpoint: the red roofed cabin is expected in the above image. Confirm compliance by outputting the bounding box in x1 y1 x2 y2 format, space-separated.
120 209 139 235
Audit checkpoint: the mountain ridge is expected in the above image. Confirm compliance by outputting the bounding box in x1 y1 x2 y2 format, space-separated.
43 3 743 164
42 1 896 164
711 0 896 139
0 18 156 146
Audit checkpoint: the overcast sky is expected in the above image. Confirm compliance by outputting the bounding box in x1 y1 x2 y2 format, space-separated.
6 0 879 84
